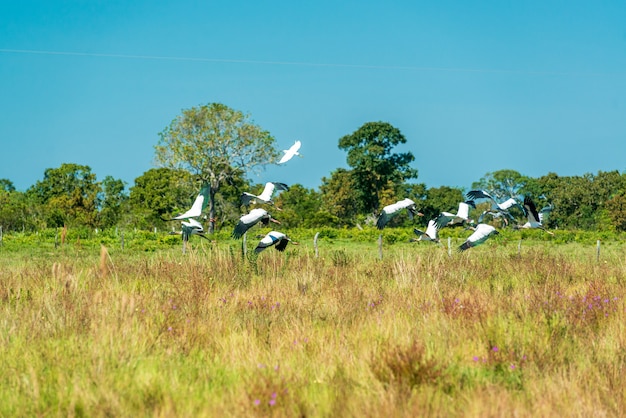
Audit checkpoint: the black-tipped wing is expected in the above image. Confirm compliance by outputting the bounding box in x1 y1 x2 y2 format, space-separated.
466 190 494 202
523 196 540 223
274 237 290 252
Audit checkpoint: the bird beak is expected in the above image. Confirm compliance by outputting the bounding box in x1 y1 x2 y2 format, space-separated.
274 206 283 211
291 241 300 245
417 212 424 217
270 218 281 224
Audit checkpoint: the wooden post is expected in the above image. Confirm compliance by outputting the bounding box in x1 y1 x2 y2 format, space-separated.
596 240 601 262
182 238 187 255
242 232 247 258
378 234 383 260
314 232 320 258
447 237 452 257
55 227 58 249
0 225 3 247
121 232 125 251
518 239 522 256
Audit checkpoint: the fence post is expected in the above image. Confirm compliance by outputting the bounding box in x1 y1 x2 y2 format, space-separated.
596 240 601 262
518 239 522 256
0 225 3 247
121 232 125 251
447 237 452 257
314 232 320 258
242 232 247 258
378 234 383 260
55 227 59 249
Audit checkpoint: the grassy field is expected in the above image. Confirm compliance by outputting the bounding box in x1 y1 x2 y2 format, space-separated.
1 229 625 417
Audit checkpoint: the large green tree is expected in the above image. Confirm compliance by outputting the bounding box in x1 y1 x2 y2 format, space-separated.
27 163 100 227
338 122 418 215
98 176 128 229
155 103 279 233
472 169 529 200
129 168 195 229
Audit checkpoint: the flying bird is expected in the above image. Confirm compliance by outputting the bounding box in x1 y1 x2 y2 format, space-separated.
254 231 298 253
168 218 210 241
515 196 554 234
376 198 423 230
412 219 440 243
232 208 280 239
278 140 302 164
164 184 210 221
466 189 522 212
434 200 476 229
458 224 499 252
240 182 289 208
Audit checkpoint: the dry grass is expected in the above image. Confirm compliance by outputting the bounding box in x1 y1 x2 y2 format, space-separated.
0 238 625 417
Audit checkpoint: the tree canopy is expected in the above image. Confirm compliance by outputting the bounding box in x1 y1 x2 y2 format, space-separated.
155 103 279 232
338 121 418 214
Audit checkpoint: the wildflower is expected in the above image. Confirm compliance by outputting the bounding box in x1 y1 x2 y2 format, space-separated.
492 346 499 352
269 399 276 406
167 327 172 331
253 399 260 406
473 356 479 362
271 392 277 399
510 364 516 370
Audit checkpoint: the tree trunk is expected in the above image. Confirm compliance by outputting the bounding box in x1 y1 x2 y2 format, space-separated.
209 188 217 234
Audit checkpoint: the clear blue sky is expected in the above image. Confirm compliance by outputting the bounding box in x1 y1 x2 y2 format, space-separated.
1 1 625 193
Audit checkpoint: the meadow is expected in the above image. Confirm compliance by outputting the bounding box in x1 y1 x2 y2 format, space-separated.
1 228 625 417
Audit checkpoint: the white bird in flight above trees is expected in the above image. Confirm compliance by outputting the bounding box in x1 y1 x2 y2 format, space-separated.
376 198 423 230
254 231 298 253
458 223 499 252
278 140 302 164
240 182 289 208
232 208 280 239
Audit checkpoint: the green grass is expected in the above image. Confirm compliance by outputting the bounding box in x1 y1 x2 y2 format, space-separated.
1 228 625 416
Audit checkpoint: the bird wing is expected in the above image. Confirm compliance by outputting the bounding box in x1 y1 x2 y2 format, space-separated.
523 196 541 224
257 182 276 201
376 210 392 230
434 212 454 229
274 237 290 251
425 219 439 240
171 185 211 220
254 231 285 253
458 224 497 251
466 189 494 202
240 192 256 206
232 209 266 239
498 198 519 211
456 201 472 220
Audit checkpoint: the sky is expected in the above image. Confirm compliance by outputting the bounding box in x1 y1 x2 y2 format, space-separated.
1 1 625 194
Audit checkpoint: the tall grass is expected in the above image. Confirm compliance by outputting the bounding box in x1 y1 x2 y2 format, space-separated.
0 234 625 416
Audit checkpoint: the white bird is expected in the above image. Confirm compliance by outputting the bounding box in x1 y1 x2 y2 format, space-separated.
458 224 499 252
412 219 440 243
232 208 280 239
515 196 554 234
434 200 476 229
466 189 522 212
278 140 302 164
376 198 423 230
240 182 289 208
164 184 210 221
169 218 209 241
254 231 298 253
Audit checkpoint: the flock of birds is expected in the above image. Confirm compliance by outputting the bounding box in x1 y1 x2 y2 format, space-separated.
378 189 553 252
165 139 553 254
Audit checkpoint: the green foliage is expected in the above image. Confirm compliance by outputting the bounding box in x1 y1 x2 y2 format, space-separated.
320 168 360 226
472 169 529 199
420 186 465 222
26 163 100 228
129 168 195 229
155 103 280 233
338 121 418 214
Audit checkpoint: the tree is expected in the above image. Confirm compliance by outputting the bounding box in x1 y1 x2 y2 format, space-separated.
0 178 15 192
338 122 418 214
27 163 100 227
320 168 361 226
155 103 280 233
420 186 465 223
472 169 529 199
273 184 326 228
98 176 128 229
129 168 195 229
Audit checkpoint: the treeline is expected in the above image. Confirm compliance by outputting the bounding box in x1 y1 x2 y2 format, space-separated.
2 163 626 233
